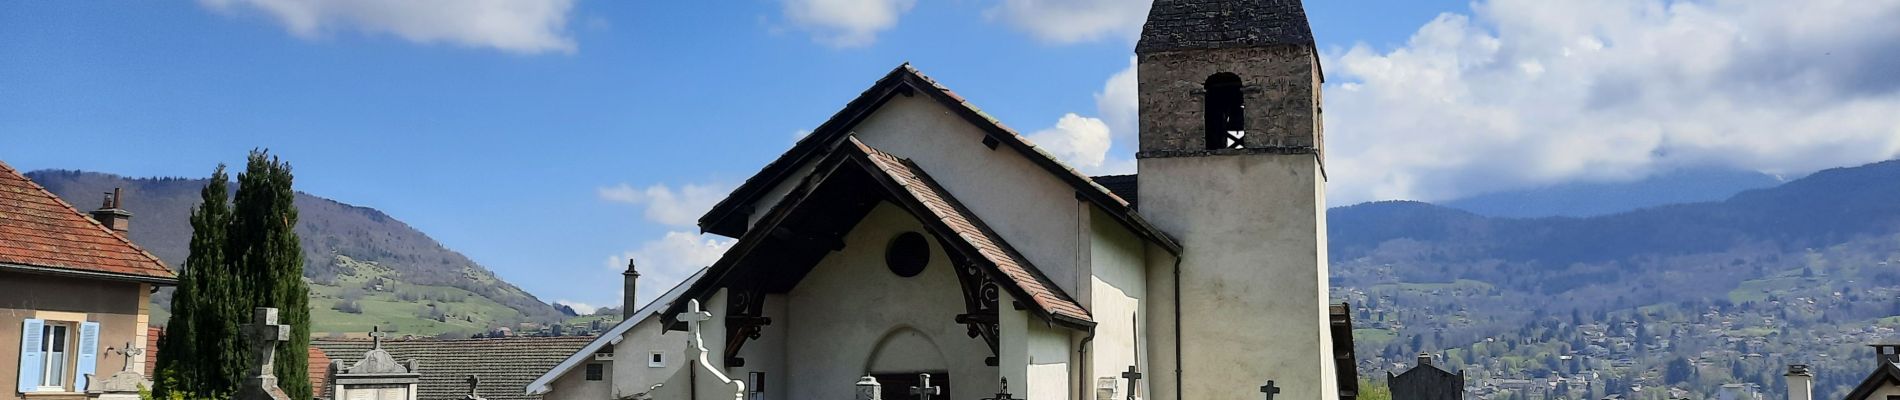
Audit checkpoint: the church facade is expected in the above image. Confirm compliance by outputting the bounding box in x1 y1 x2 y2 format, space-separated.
587 1 1351 399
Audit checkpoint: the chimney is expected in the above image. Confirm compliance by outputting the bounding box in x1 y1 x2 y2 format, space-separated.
1874 344 1900 364
1785 364 1812 400
90 188 132 235
1417 353 1433 368
622 259 640 320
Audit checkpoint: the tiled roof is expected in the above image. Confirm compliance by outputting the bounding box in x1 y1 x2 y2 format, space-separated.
308 347 331 398
312 336 593 400
851 138 1092 324
146 326 161 377
0 160 174 282
1091 175 1139 208
695 63 1180 255
1136 0 1315 53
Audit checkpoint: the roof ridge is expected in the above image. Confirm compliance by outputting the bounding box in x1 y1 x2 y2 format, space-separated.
0 160 173 278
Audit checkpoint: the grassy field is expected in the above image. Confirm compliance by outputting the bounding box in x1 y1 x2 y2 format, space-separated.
307 256 526 338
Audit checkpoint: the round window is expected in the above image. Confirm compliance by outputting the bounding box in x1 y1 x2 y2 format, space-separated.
885 232 930 277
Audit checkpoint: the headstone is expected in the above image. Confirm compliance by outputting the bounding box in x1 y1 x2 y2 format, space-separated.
235 307 292 400
1260 380 1280 400
856 376 882 400
463 375 485 400
86 342 150 399
908 373 942 400
330 327 420 400
1121 365 1143 400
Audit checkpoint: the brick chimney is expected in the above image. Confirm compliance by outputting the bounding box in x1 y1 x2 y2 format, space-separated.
1784 364 1812 400
90 188 132 234
622 259 640 320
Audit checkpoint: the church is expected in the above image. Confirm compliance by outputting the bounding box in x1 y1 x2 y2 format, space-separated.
534 0 1357 399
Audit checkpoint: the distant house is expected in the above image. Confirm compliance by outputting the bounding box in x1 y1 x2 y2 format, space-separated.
525 266 706 399
2 161 177 398
311 335 590 400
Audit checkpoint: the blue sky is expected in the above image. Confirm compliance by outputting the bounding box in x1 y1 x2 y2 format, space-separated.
5 0 1898 311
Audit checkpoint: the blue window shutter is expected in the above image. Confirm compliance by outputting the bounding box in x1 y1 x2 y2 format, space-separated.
16 319 43 393
74 322 99 392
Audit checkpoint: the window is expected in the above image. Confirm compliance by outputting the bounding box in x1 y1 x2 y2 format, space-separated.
585 363 604 381
1204 72 1247 149
39 324 69 389
884 232 930 278
648 351 665 368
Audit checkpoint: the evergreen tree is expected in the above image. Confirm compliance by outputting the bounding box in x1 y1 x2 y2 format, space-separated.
155 165 240 398
230 151 311 400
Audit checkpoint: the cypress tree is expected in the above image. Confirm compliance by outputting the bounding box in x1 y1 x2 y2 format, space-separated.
230 151 311 400
155 165 236 398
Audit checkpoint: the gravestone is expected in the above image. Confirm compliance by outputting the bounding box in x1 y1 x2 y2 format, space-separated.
86 342 149 399
908 373 941 400
235 307 292 400
326 326 420 400
1388 353 1465 400
463 375 484 400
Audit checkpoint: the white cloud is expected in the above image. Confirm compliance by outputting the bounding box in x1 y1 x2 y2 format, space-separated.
597 183 732 227
605 231 735 307
1323 0 1900 205
1029 57 1140 176
552 300 596 315
986 0 1151 44
781 0 915 47
198 0 577 54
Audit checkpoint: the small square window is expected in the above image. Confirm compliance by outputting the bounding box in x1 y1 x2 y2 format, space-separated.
648 351 665 368
585 363 604 381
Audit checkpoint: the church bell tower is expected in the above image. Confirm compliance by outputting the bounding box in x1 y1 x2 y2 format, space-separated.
1134 0 1335 399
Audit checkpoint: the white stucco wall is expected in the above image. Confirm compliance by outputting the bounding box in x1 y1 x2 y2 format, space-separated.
1858 381 1900 399
772 202 998 400
546 362 612 400
1086 206 1149 400
743 94 1094 300
998 291 1075 400
1138 153 1336 400
605 316 689 398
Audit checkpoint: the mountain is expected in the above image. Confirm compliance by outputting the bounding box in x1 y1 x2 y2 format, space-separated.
1329 160 1900 399
1441 168 1784 218
27 170 564 337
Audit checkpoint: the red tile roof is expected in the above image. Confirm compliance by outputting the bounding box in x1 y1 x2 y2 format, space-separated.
850 138 1093 324
308 347 330 398
146 326 161 377
0 161 174 282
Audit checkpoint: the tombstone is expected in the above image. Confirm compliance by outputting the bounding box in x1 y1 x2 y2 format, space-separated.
1388 353 1465 400
1260 380 1280 400
327 327 420 400
1121 365 1143 400
85 342 149 399
856 375 882 400
463 375 485 400
908 373 942 400
235 307 292 400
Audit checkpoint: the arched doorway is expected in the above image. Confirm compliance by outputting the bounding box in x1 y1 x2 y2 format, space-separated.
864 327 952 398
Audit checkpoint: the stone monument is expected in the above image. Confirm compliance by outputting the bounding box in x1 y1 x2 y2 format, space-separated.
326 326 421 400
85 342 150 399
236 307 292 400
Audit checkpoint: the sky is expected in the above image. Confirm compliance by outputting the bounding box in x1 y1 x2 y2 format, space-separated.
4 0 1899 312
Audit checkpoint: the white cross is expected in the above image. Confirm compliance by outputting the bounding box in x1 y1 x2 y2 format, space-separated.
678 299 714 340
909 373 942 400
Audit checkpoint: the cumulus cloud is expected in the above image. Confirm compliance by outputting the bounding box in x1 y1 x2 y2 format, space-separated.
606 231 735 307
986 0 1151 44
597 183 732 227
198 0 577 54
1322 0 1900 205
781 0 915 47
1029 57 1140 175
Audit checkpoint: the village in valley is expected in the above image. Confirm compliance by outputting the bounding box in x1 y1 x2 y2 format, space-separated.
5 1 1900 400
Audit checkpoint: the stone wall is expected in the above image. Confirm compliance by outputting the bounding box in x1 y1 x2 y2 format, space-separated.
1137 45 1323 155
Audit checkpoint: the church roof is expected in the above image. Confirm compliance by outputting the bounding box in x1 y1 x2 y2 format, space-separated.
1136 0 1316 54
1844 361 1900 400
0 160 174 284
525 267 707 396
1092 174 1139 208
694 63 1180 255
668 136 1093 329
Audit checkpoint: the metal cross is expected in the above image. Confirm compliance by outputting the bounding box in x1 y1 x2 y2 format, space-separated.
465 375 481 396
1121 366 1143 400
370 326 388 349
243 307 291 377
114 342 144 372
909 373 942 400
1259 380 1280 400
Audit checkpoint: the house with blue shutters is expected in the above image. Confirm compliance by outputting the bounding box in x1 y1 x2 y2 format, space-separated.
1 161 176 399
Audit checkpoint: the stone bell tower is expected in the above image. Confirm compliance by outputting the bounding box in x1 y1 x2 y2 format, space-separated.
1133 0 1334 399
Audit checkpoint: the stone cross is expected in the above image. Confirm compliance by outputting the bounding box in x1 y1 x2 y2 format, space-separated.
244 308 291 376
1121 365 1143 400
369 326 388 349
909 373 941 400
236 307 291 400
679 300 714 341
1259 380 1280 400
114 342 144 373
